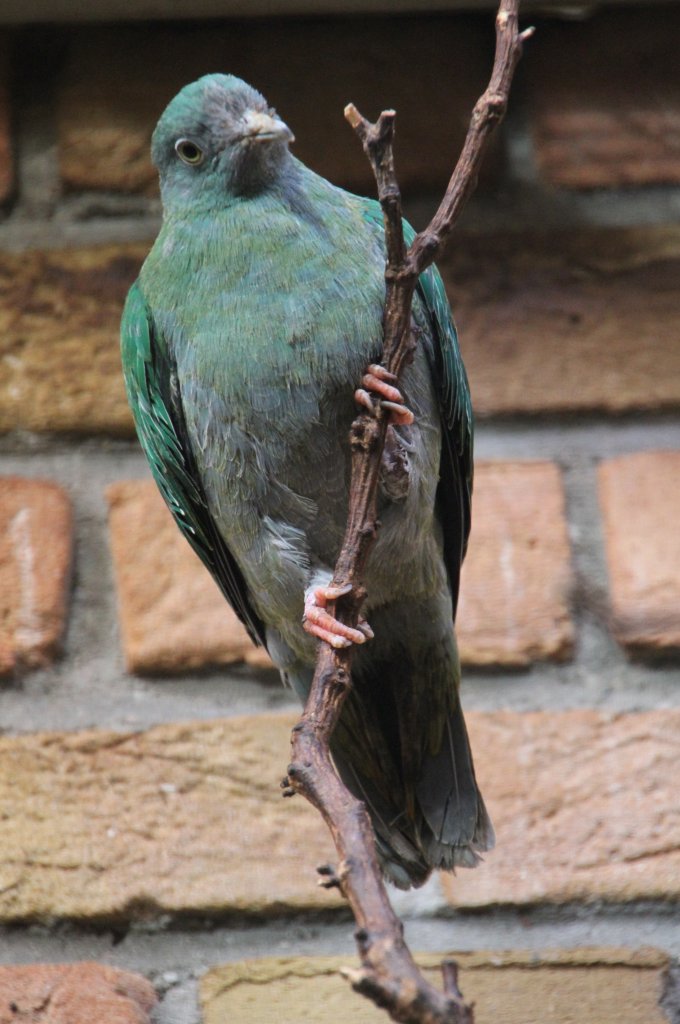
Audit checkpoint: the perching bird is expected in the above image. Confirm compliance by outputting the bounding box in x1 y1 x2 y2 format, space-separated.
121 73 493 889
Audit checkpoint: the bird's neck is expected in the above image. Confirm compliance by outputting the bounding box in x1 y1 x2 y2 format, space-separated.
159 152 312 221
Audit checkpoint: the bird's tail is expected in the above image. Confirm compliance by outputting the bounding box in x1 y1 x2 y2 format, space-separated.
332 697 493 889
329 616 494 890
415 697 495 874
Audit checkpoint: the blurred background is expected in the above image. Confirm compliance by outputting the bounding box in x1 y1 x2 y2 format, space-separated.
0 3 678 1023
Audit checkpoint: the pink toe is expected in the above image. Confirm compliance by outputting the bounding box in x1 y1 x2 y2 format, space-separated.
367 363 398 383
362 373 403 405
320 582 353 601
381 401 415 426
355 388 375 412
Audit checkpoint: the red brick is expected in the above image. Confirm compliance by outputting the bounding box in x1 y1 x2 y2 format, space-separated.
1 712 677 924
57 18 498 196
108 465 573 675
0 246 142 435
598 451 680 659
236 16 499 195
527 10 680 188
7 228 678 437
0 964 156 1024
0 715 339 924
4 234 676 435
107 480 271 674
458 461 574 667
0 38 13 204
0 478 72 677
441 227 680 416
444 710 680 908
201 949 670 1024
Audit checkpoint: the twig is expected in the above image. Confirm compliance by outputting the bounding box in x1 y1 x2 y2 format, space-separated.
287 3 531 1021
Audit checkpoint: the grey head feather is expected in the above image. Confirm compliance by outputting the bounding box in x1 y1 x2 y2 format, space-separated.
151 73 295 209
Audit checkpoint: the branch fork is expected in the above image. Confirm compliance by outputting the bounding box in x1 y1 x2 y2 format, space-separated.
287 3 531 1021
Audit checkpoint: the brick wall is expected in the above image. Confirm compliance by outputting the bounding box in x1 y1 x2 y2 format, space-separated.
0 7 679 1023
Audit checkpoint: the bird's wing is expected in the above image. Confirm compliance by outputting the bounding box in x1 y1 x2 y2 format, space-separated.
361 203 473 617
121 280 267 647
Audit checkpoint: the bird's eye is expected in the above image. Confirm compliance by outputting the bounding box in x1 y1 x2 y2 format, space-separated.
175 139 205 166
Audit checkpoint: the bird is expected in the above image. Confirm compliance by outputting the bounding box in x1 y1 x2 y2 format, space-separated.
120 73 494 889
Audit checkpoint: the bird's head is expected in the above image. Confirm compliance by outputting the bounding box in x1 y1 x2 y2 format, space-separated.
151 74 295 210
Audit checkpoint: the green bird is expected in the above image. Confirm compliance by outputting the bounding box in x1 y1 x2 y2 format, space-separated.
121 73 493 889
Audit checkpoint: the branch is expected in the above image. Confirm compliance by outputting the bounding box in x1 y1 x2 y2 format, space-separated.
409 9 534 276
287 3 531 1021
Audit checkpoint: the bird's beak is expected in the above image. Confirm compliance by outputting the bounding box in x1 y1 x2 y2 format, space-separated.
241 110 295 145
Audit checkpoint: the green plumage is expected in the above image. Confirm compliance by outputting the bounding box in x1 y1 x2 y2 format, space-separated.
121 74 492 888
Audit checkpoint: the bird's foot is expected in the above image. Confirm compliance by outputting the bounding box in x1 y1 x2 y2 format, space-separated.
302 583 373 649
355 364 414 426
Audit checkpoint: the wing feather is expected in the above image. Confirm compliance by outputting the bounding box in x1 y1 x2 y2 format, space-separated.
121 281 267 647
361 203 473 617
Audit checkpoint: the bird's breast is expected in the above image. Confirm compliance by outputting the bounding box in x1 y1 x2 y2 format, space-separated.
142 196 388 560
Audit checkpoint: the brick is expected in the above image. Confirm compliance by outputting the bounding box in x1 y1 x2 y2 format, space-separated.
201 949 669 1024
237 17 499 196
442 226 680 416
57 18 498 196
108 465 573 675
458 462 573 667
442 710 680 909
598 451 680 659
0 246 142 435
3 227 677 435
0 964 156 1024
107 480 272 674
0 715 337 924
527 10 680 188
0 38 13 205
7 229 680 435
57 28 185 196
0 478 72 677
0 711 677 925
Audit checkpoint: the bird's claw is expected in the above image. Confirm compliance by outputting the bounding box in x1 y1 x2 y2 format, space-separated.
280 775 295 798
302 584 373 648
354 363 414 426
317 863 344 891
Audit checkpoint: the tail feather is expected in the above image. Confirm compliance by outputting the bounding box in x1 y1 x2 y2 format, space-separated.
416 700 495 867
331 686 493 888
330 747 432 889
420 790 495 872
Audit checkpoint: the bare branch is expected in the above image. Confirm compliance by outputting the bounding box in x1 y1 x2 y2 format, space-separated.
288 2 530 1020
345 105 407 270
408 1 534 276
